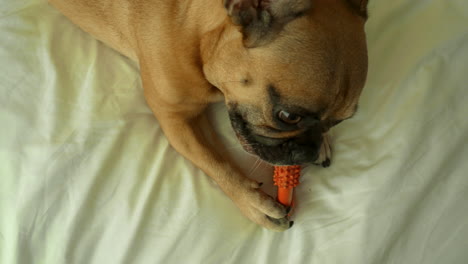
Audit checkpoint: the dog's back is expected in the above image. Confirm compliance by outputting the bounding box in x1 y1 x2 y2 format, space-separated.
48 0 226 63
49 0 137 59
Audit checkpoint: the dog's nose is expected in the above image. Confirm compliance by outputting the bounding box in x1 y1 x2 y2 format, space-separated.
289 140 320 164
288 129 322 164
249 130 322 165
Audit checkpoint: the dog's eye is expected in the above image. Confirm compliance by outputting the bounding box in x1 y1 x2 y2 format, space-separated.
278 110 302 124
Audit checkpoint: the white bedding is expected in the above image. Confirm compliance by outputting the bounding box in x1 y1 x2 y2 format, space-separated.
1 0 468 263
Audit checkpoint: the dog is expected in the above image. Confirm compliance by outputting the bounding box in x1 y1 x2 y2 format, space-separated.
48 0 369 231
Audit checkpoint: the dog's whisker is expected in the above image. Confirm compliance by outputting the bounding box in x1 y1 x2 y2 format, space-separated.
247 158 262 178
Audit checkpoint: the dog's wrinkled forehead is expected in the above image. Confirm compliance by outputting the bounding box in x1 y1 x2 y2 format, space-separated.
224 0 368 47
237 40 362 120
223 0 369 96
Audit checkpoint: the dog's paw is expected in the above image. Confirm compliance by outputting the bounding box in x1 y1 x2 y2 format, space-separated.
231 180 293 231
314 133 332 167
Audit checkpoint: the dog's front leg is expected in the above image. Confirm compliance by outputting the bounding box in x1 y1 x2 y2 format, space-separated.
141 75 292 231
153 110 292 231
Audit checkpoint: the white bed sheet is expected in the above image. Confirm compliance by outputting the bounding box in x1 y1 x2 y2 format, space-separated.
1 0 468 263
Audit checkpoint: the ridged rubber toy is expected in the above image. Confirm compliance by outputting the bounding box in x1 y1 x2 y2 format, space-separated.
273 165 301 207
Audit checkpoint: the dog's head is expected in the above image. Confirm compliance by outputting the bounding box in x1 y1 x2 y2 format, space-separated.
203 0 369 165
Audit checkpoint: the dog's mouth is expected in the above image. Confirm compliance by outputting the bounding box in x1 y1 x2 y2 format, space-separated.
228 108 321 165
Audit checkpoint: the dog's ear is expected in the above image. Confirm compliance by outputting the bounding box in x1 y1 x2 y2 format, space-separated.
347 0 369 19
224 0 312 48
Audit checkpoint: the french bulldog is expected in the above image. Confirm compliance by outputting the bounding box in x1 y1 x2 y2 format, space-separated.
48 0 369 231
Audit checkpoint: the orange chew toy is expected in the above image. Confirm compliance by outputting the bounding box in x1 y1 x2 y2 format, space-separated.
273 165 301 207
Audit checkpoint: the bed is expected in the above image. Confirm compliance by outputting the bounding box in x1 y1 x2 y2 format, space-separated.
1 0 467 263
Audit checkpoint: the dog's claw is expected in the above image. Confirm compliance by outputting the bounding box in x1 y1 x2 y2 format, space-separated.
265 215 292 230
266 215 281 225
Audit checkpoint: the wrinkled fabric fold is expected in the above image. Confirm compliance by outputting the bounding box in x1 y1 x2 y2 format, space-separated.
1 0 468 263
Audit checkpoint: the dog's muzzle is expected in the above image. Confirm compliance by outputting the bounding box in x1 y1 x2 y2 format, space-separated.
229 109 322 165
250 131 322 165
